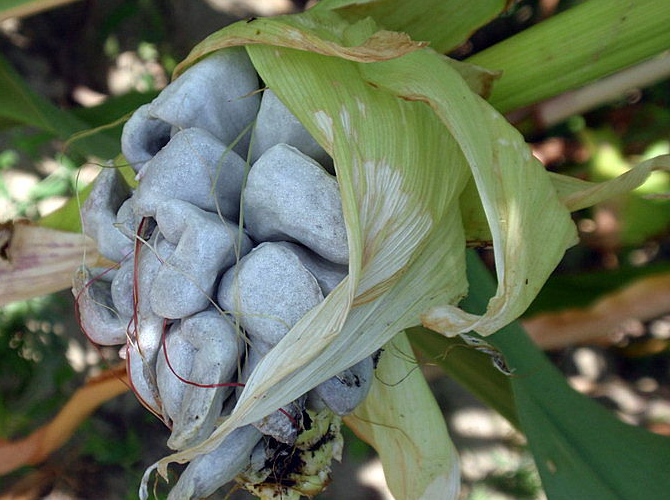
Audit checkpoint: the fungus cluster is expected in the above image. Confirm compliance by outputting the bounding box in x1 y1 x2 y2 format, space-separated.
74 47 375 499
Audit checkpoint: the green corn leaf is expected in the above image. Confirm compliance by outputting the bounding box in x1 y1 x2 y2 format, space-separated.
0 0 84 21
469 0 670 113
0 54 118 158
37 159 137 233
464 250 670 500
315 0 510 54
408 326 519 429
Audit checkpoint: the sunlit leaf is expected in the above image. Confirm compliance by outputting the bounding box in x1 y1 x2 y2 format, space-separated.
316 0 510 54
469 0 670 113
346 333 460 500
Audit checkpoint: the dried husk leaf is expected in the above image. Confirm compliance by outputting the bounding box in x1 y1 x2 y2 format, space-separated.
172 11 426 75
524 271 670 350
316 0 511 54
366 49 577 337
0 364 128 474
0 221 102 307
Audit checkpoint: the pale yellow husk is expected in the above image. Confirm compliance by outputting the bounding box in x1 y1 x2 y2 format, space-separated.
0 221 102 306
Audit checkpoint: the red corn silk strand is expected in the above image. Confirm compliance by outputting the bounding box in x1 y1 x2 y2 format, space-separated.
161 319 245 389
73 260 125 345
129 217 148 346
161 323 300 429
124 344 170 426
278 408 299 429
73 259 133 390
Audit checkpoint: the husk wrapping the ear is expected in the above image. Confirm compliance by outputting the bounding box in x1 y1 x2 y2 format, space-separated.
140 9 670 500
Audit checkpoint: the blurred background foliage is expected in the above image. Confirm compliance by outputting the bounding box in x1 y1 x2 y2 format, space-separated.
1 1 669 499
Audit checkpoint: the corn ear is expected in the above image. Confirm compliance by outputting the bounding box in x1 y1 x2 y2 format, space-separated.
147 12 470 496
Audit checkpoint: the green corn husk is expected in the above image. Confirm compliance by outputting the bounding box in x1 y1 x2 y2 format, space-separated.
139 9 670 500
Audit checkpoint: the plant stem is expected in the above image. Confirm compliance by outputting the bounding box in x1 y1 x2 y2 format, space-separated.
525 51 670 129
469 0 670 113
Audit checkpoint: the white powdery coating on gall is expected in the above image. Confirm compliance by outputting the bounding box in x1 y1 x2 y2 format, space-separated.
156 322 196 424
148 47 260 156
133 127 246 219
252 88 331 169
72 266 126 345
81 168 133 262
121 103 172 174
111 235 175 319
150 199 252 319
275 241 347 296
168 310 243 451
217 242 324 354
314 356 374 416
126 342 161 415
166 425 262 500
244 143 348 264
240 348 305 444
115 196 143 240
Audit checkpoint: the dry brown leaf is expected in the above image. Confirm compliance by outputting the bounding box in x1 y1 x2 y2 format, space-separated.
523 272 670 350
0 221 103 307
0 364 129 475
